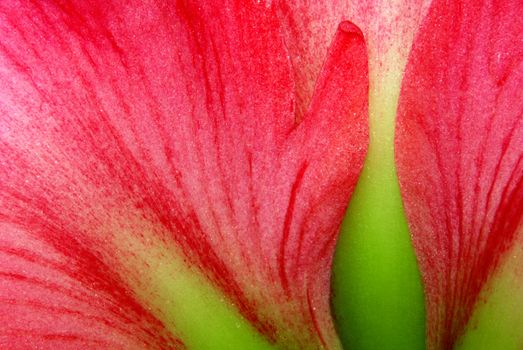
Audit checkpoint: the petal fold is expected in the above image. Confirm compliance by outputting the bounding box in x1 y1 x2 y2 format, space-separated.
276 0 431 120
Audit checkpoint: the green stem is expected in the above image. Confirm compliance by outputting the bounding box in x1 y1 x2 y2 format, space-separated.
331 67 426 349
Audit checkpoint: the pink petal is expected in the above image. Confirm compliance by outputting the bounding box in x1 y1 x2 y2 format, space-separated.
0 1 368 348
275 0 431 120
0 223 181 350
395 0 523 348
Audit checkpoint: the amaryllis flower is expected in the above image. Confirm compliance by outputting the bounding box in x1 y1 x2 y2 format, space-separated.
0 2 521 350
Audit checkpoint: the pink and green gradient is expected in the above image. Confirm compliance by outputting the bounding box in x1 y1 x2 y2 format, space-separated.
396 0 523 348
0 0 522 350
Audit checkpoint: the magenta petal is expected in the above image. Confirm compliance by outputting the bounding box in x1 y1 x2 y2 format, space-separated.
396 0 523 348
0 1 368 348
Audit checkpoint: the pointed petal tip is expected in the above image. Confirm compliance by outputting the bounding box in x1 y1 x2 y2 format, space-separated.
0 1 370 349
338 21 364 39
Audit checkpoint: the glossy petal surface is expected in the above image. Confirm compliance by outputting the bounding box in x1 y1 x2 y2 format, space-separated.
396 0 523 348
0 1 368 348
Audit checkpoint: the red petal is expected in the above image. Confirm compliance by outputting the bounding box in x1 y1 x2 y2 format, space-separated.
396 0 523 348
0 223 181 350
0 1 368 348
275 0 430 120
